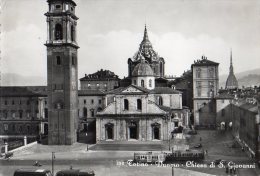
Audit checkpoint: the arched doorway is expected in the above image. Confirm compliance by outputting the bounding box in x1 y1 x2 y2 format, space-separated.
128 121 138 140
105 123 114 140
152 123 160 140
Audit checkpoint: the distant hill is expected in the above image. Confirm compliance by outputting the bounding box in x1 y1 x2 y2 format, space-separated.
1 68 260 87
1 73 46 86
219 68 260 88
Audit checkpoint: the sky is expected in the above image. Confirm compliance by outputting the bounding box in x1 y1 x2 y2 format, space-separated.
1 0 260 85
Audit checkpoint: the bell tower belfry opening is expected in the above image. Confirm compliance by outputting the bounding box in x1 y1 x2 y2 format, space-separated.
45 0 79 145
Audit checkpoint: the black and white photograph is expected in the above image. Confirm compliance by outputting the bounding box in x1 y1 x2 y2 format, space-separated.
0 0 260 175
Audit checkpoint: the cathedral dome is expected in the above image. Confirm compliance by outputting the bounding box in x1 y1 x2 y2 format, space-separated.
132 59 154 77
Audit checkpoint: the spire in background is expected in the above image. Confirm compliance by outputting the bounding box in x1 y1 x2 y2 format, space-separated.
225 48 238 89
229 49 234 73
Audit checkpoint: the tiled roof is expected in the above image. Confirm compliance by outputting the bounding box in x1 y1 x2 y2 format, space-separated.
151 87 182 94
216 93 234 99
239 102 258 114
80 69 119 81
107 85 150 94
157 105 172 112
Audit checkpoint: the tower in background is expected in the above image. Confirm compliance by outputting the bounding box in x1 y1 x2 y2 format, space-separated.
45 0 79 145
225 50 238 89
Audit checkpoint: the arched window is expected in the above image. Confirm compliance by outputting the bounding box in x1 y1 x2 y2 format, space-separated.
71 25 75 42
141 80 145 87
137 99 142 110
83 107 87 117
149 79 152 87
158 96 163 106
55 23 63 40
124 99 129 110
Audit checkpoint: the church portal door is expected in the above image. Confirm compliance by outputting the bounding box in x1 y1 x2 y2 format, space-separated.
129 122 138 140
152 123 160 140
105 123 114 140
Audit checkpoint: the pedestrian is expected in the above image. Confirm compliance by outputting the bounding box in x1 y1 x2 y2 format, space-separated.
233 167 236 174
225 167 229 173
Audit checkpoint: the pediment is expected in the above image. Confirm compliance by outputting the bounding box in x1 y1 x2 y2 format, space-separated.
122 85 145 93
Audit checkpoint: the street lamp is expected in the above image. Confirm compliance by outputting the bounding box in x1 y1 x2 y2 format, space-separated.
52 152 55 175
169 133 171 151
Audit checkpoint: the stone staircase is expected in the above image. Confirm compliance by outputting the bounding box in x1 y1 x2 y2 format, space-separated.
90 141 165 151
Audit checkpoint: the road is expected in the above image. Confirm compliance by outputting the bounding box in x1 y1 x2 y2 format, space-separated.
0 130 259 176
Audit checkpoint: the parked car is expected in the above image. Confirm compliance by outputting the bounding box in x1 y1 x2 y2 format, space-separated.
56 169 95 176
13 169 52 176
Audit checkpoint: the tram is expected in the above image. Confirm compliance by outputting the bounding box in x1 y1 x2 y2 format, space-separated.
133 150 204 164
133 152 166 163
165 149 204 162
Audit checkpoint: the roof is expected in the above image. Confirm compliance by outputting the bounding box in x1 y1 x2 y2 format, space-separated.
107 84 150 95
132 59 154 77
158 105 172 112
192 56 219 67
78 89 105 96
56 169 94 176
239 102 258 114
0 86 47 97
216 93 234 99
47 0 77 6
150 87 182 94
80 69 119 81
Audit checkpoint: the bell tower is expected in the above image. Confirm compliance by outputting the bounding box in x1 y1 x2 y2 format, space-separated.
45 0 79 145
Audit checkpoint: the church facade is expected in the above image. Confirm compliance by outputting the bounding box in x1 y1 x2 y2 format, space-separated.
96 27 189 142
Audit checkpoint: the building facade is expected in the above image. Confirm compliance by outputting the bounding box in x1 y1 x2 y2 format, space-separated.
192 56 219 126
96 27 189 142
0 87 48 141
45 0 79 145
80 69 120 91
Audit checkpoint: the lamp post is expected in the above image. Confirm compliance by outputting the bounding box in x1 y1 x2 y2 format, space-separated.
52 152 55 175
172 166 174 176
169 134 171 151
